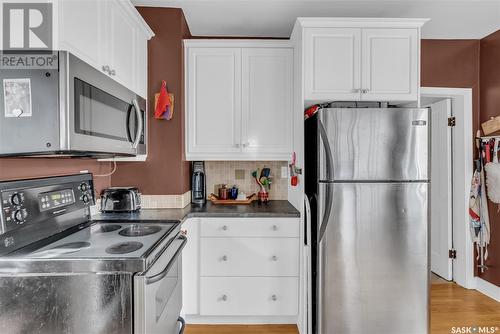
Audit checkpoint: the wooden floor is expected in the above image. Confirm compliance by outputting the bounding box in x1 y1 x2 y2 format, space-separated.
185 281 500 334
431 281 500 334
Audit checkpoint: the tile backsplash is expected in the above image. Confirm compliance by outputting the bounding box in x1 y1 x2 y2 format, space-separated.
205 161 288 200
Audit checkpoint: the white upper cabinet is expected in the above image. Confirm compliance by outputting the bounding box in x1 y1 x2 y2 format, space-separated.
58 0 103 69
298 18 427 103
105 0 137 90
241 48 293 159
361 28 418 101
187 47 242 156
304 28 361 101
56 0 154 98
185 41 294 161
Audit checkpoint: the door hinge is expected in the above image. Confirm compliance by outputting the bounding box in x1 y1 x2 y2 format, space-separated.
448 117 456 127
449 249 457 259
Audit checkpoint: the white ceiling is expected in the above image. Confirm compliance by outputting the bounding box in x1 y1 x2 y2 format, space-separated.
132 0 500 39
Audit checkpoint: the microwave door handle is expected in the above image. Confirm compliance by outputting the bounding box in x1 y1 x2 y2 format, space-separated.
132 98 143 149
126 105 133 143
145 235 187 285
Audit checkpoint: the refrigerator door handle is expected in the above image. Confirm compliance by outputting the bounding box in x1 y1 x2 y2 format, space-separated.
318 120 335 242
318 183 333 242
319 121 334 181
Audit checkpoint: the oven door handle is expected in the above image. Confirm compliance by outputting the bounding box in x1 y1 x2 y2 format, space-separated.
145 234 187 285
132 98 143 150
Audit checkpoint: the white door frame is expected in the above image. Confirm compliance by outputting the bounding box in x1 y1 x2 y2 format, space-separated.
421 87 475 289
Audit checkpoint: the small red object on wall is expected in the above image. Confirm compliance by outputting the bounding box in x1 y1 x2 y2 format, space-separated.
154 80 171 119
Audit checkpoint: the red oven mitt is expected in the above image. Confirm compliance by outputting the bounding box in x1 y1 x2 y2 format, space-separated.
154 80 171 119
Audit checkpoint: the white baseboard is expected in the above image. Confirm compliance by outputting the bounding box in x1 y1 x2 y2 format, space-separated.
475 277 500 302
184 315 297 325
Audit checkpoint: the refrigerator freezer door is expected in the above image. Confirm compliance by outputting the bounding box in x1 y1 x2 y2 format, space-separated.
317 182 428 334
319 108 429 181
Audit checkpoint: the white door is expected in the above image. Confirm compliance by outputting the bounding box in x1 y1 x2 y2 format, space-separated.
106 0 137 88
430 98 453 280
58 0 104 69
361 28 418 101
241 48 293 159
304 28 361 101
186 48 242 158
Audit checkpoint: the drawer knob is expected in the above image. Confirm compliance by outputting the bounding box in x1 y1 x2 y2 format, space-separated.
222 225 228 231
271 295 277 301
221 255 228 261
272 225 278 231
221 294 228 301
271 255 278 261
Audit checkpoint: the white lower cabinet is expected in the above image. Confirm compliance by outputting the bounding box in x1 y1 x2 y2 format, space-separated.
200 277 299 316
200 237 299 277
181 217 300 323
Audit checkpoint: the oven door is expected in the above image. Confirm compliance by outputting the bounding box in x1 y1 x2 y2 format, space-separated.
65 52 146 156
134 234 187 334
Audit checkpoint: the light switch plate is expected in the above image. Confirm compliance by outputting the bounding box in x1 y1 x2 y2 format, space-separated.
281 166 288 179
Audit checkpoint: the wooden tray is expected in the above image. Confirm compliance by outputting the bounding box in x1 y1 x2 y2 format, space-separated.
208 193 256 205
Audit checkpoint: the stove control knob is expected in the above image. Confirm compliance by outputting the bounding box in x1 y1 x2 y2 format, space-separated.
12 210 26 223
82 194 90 204
79 183 89 192
10 193 23 206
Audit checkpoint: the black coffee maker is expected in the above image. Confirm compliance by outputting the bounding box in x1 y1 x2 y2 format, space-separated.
191 161 206 205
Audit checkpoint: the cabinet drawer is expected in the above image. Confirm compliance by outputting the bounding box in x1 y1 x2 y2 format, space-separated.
200 218 299 237
200 277 298 316
200 237 299 277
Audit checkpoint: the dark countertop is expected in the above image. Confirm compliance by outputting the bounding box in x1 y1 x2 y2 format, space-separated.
92 200 300 222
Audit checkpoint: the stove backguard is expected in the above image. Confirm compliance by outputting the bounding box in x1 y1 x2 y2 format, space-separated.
0 173 95 255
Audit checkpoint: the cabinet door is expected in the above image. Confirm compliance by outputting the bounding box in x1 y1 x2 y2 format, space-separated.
304 28 361 101
181 218 199 316
105 0 137 88
361 28 418 101
186 48 242 158
241 48 293 159
58 0 104 69
135 33 148 98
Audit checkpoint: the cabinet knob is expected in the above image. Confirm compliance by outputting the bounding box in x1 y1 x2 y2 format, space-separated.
109 69 116 76
234 144 240 148
271 295 277 301
352 88 361 93
271 255 278 261
222 255 228 261
361 89 370 94
242 142 250 148
181 229 188 236
221 294 228 301
222 225 228 231
102 65 111 74
272 225 278 231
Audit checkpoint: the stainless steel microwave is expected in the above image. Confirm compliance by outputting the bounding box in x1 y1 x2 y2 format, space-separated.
0 51 146 158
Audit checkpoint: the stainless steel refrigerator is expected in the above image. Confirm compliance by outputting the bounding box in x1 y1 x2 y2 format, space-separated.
305 107 429 334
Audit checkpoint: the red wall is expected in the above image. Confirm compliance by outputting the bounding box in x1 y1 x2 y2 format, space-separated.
110 8 191 195
421 40 481 131
0 159 112 194
479 30 500 286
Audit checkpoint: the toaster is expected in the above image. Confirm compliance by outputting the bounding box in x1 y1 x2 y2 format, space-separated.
100 187 141 212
